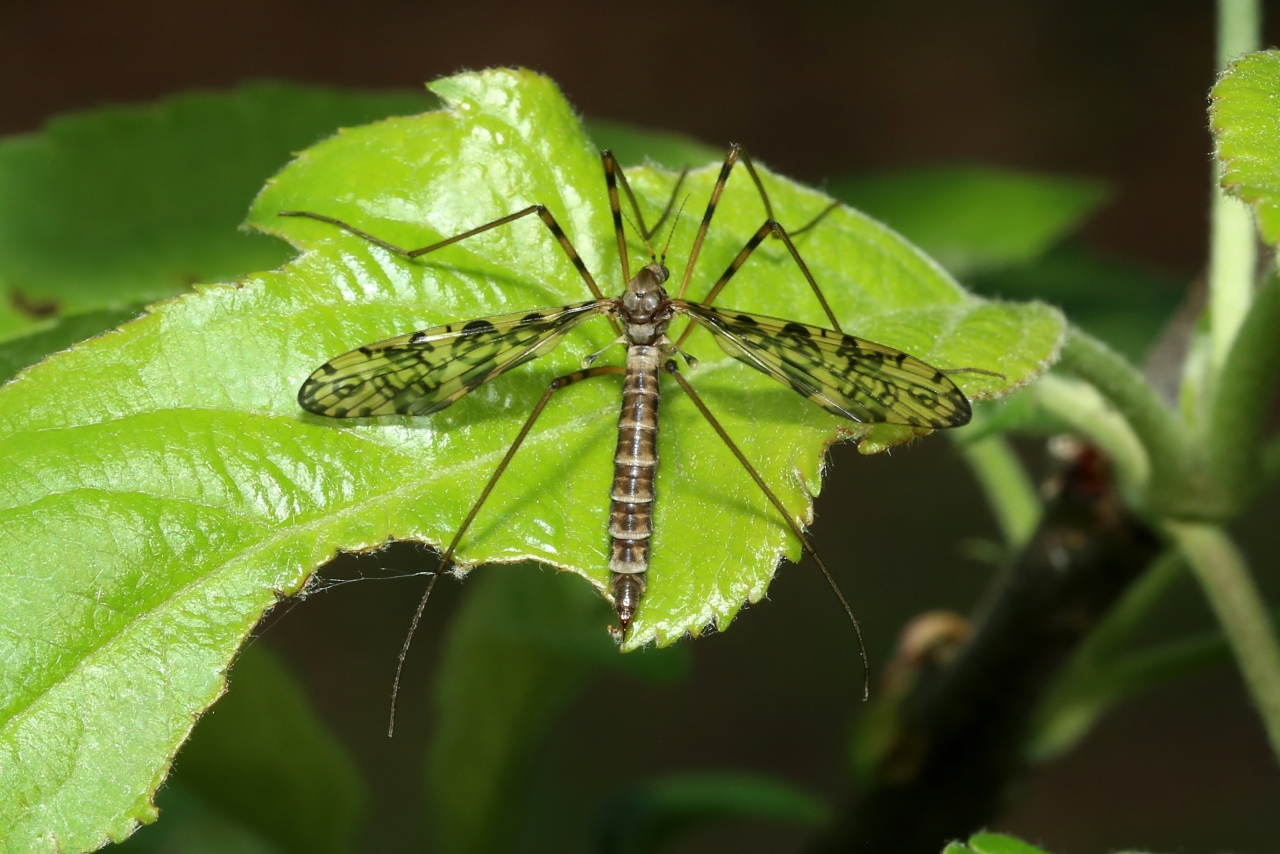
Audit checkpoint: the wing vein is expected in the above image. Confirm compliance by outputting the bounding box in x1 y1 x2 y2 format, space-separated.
299 300 610 417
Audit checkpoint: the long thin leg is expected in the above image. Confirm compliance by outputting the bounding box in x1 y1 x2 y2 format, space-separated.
280 205 609 302
637 167 689 247
602 152 635 284
732 152 843 328
387 364 626 735
672 212 843 350
664 360 870 699
676 144 743 299
603 150 690 283
790 200 840 237
737 151 840 236
609 154 689 245
673 146 843 343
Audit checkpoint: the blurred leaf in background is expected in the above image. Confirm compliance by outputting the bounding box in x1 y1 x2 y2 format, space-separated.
832 166 1183 362
0 83 436 380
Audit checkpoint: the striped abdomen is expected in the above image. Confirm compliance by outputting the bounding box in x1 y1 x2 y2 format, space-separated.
609 344 662 630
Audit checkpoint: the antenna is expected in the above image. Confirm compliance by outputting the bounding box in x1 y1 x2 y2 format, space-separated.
620 208 658 262
660 194 692 265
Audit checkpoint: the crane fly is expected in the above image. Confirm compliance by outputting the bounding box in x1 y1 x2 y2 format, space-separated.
283 144 974 727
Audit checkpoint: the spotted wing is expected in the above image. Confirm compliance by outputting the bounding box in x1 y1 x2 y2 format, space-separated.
676 302 971 428
298 300 609 417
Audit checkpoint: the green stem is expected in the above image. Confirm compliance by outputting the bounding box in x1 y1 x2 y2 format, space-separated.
1208 201 1258 377
1053 328 1188 506
954 430 1040 551
1217 0 1262 70
1207 271 1280 511
1208 0 1261 380
1030 374 1149 499
1165 520 1280 761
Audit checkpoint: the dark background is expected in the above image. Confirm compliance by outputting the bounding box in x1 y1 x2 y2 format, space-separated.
4 1 1278 851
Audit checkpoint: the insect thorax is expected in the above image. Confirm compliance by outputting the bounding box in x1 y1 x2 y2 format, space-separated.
619 263 674 346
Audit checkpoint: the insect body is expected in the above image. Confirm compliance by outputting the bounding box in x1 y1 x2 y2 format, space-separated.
603 262 673 630
287 145 973 700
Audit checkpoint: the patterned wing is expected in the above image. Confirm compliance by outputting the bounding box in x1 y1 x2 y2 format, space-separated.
676 302 971 428
299 300 609 417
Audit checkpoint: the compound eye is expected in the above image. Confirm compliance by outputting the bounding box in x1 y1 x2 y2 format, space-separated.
658 264 670 281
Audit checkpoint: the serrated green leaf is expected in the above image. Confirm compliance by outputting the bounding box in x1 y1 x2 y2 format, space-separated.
428 567 689 853
0 81 436 341
828 166 1108 277
252 67 1061 645
0 68 1061 849
594 772 828 854
115 645 364 853
942 844 976 854
1212 50 1280 243
970 245 1181 362
967 831 1053 854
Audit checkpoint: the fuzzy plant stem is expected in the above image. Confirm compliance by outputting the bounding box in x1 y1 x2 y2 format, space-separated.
1208 0 1261 377
954 430 1041 551
1206 271 1280 510
1054 328 1187 513
1164 521 1280 761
